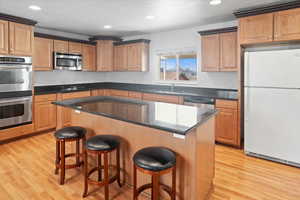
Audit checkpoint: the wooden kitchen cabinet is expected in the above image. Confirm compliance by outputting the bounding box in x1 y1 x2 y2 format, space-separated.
215 99 239 147
114 45 128 71
54 40 69 53
82 44 96 71
33 37 53 71
127 43 149 71
0 19 9 54
69 42 82 54
9 22 34 56
239 13 274 44
109 89 129 97
274 8 300 41
220 32 237 71
142 93 182 104
34 94 57 132
201 34 220 72
0 124 34 141
128 91 142 99
96 40 114 71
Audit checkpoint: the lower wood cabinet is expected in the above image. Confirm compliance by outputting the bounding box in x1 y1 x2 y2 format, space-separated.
0 124 34 141
215 99 239 147
142 93 183 104
34 94 57 132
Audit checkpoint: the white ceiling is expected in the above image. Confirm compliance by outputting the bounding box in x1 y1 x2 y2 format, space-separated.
0 0 289 37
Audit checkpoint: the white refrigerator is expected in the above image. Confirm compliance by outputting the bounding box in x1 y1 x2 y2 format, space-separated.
244 49 300 167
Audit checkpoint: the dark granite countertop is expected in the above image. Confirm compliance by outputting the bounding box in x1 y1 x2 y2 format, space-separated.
35 82 238 100
53 96 217 135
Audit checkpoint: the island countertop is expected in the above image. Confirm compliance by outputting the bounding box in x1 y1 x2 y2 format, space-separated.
53 96 217 135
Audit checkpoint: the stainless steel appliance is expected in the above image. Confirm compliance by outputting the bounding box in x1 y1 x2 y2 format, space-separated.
183 96 215 109
0 55 32 92
54 52 82 71
0 96 32 129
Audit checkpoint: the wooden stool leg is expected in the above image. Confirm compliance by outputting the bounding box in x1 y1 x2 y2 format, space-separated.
60 140 65 185
133 165 137 200
82 136 86 170
55 140 60 175
116 147 122 187
152 174 160 200
104 153 109 200
172 166 176 200
76 139 80 165
82 144 88 197
98 153 102 181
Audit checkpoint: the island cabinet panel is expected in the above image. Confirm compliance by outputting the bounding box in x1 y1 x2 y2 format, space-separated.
274 8 300 42
9 22 34 56
114 45 128 71
142 93 181 104
96 40 114 71
0 19 9 54
33 37 53 71
109 89 129 97
127 43 149 71
220 32 237 71
215 99 239 146
34 94 57 132
68 42 82 54
53 40 69 53
82 44 96 71
201 34 220 72
239 13 274 45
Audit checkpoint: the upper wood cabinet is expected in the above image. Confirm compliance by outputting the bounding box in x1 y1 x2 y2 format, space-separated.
82 44 96 71
239 13 274 45
274 8 300 42
114 45 128 71
96 40 114 71
220 32 237 71
201 34 220 72
54 40 68 53
201 29 237 72
33 37 53 71
69 42 82 54
0 20 8 54
127 43 149 71
9 22 34 56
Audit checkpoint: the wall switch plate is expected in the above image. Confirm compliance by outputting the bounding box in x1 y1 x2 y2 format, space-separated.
75 110 81 114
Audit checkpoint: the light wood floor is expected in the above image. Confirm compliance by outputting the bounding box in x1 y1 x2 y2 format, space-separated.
0 133 300 200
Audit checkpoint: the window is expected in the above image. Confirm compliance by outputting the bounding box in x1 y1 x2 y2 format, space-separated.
159 53 197 82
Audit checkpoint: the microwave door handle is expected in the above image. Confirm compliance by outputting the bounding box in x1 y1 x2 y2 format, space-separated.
0 97 31 104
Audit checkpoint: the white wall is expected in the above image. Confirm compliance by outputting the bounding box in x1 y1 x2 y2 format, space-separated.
34 21 239 89
103 20 238 89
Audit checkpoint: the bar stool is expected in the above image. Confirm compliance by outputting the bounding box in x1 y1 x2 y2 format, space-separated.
133 147 176 200
54 126 87 185
83 135 122 200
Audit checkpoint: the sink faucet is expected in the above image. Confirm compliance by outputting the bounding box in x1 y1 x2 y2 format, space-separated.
170 83 175 91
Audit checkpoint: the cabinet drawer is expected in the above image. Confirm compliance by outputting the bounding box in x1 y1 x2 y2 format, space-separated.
110 89 129 97
128 91 142 99
0 123 34 141
34 94 57 102
143 93 180 104
216 99 237 109
62 91 90 100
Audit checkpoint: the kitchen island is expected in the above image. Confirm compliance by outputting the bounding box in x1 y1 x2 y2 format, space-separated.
54 96 217 200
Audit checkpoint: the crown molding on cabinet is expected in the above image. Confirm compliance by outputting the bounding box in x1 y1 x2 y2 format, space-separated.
89 35 122 42
34 32 96 45
114 39 151 46
233 0 300 18
198 27 237 36
0 12 37 26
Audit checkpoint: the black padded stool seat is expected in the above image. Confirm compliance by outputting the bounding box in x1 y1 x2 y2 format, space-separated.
86 135 120 151
54 126 86 139
133 147 176 171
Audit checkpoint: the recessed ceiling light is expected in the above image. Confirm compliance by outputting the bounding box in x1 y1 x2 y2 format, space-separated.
209 0 222 6
146 15 155 20
104 25 112 29
29 5 41 11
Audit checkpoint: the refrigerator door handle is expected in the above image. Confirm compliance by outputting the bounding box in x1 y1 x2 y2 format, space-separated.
244 88 250 123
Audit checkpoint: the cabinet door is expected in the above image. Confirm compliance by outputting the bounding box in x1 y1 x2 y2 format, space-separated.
82 44 96 71
201 34 220 72
142 93 180 104
239 13 274 44
110 89 129 97
220 32 237 71
114 45 128 71
35 101 57 131
33 37 53 71
0 20 8 54
274 8 300 41
127 43 143 71
96 40 114 71
215 107 238 146
9 22 33 56
54 40 68 53
69 42 82 54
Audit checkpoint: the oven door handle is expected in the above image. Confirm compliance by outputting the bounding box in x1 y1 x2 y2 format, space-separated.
0 66 32 70
0 97 32 104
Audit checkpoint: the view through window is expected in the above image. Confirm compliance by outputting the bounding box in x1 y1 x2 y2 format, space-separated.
159 53 197 82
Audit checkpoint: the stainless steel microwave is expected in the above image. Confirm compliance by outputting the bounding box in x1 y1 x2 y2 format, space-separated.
54 52 82 71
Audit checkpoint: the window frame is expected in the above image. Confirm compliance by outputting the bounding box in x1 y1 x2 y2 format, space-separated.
157 51 198 84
